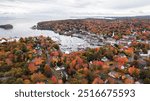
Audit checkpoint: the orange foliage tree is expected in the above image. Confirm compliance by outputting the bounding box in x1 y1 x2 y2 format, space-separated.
31 72 46 83
28 62 37 73
128 66 140 76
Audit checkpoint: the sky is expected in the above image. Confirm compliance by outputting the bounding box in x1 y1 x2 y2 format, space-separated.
0 0 150 17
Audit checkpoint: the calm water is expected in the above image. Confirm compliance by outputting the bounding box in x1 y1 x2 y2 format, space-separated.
0 17 93 52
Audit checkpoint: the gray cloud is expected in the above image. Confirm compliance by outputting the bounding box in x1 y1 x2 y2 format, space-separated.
0 0 150 16
103 0 150 9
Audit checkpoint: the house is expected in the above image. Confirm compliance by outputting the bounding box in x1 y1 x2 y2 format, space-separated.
105 38 117 45
124 74 133 79
108 71 121 79
55 66 65 71
54 66 68 81
135 81 141 84
101 57 109 62
65 51 70 54
120 65 126 70
118 53 127 57
0 38 7 43
137 59 147 69
140 50 150 57
123 74 135 84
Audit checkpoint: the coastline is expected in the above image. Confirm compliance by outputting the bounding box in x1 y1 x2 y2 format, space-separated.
0 17 150 84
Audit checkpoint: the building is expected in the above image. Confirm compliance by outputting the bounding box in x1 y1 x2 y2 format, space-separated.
140 50 150 57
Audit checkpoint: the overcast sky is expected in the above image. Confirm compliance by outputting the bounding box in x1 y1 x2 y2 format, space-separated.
0 0 150 17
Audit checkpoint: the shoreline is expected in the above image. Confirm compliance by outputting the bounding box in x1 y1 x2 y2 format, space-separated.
0 17 150 84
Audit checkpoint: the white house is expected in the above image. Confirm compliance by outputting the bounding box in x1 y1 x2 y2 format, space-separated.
0 38 7 43
140 50 150 57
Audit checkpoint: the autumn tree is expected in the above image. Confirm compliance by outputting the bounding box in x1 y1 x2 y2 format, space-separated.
31 72 46 83
128 66 140 77
44 64 52 78
28 62 37 73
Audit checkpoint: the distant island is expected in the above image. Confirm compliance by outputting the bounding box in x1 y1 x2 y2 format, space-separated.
0 24 13 30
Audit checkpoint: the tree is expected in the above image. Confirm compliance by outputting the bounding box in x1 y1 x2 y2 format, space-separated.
5 58 13 66
128 66 140 76
31 72 46 83
144 78 150 84
51 75 57 84
93 61 104 67
140 69 150 84
34 57 43 65
92 77 104 84
124 78 134 84
28 62 37 73
23 79 31 84
44 64 52 78
21 43 28 52
52 44 60 50
15 78 23 84
50 51 60 57
114 56 128 67
124 47 134 56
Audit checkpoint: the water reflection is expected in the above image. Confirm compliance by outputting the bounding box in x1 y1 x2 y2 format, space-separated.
0 18 92 52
